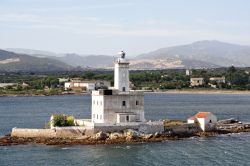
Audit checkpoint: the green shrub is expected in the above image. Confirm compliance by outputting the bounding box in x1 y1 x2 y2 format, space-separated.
53 114 66 127
52 114 75 127
66 116 75 126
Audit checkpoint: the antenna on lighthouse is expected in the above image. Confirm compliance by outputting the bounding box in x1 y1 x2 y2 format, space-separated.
118 51 125 59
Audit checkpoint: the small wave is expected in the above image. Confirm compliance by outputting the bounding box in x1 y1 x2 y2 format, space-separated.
61 147 70 150
126 146 131 149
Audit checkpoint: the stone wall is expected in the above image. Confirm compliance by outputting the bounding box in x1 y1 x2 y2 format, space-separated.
164 123 201 134
11 121 164 138
11 128 56 138
11 127 91 138
93 121 164 134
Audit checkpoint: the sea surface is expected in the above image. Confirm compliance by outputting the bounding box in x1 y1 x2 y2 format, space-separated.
1 93 250 165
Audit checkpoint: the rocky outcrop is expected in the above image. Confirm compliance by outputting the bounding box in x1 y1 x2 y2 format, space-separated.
94 131 108 140
2 120 250 146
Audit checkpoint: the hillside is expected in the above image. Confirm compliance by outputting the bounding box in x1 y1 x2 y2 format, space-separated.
0 50 73 72
5 40 250 70
136 40 250 67
5 49 115 68
56 54 115 68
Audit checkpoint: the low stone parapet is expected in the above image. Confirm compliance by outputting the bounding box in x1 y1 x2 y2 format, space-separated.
11 128 56 138
11 127 92 138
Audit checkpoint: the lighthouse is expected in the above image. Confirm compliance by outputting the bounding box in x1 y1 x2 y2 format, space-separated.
114 51 130 92
91 51 145 124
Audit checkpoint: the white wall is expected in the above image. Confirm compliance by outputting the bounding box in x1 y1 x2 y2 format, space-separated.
103 93 144 124
92 92 144 124
187 119 195 124
197 114 217 131
92 95 104 123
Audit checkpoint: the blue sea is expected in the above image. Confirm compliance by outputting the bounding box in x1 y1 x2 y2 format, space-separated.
1 93 250 165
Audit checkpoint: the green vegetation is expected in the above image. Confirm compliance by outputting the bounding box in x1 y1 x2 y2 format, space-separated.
163 119 185 126
52 114 75 127
0 66 250 96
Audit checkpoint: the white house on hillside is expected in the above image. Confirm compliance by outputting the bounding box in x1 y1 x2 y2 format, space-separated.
187 112 217 131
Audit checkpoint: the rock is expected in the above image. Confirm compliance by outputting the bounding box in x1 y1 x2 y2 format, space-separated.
154 132 161 138
95 131 108 140
125 129 139 138
124 129 140 141
110 132 123 140
126 135 133 141
143 134 153 140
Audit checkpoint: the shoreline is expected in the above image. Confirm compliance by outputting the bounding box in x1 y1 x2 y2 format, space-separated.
0 92 90 97
1 129 250 146
1 89 250 97
148 89 250 95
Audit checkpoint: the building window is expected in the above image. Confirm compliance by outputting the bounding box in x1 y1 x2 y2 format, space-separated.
122 101 126 106
97 114 98 119
97 101 98 105
100 115 102 120
122 87 125 91
93 114 95 119
93 100 95 105
100 101 102 105
126 115 129 122
136 100 139 105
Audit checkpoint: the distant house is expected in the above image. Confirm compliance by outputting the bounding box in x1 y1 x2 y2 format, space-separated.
58 78 69 83
209 77 225 88
190 78 204 87
209 77 225 83
187 112 217 131
64 80 110 92
21 82 29 89
0 83 18 89
186 69 192 76
64 81 95 92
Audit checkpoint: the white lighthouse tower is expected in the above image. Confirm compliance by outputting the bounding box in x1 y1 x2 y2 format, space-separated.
114 51 129 92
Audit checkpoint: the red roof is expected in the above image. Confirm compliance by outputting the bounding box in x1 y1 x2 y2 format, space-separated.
188 112 211 120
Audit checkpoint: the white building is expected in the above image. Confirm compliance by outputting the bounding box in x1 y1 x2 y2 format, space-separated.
0 83 18 88
186 69 192 76
58 78 69 83
209 77 225 83
64 81 95 91
91 51 145 124
190 78 204 87
187 112 217 131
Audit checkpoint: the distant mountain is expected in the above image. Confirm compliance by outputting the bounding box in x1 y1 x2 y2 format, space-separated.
136 40 250 68
0 50 73 72
56 54 115 68
5 48 59 58
5 49 115 68
5 40 250 70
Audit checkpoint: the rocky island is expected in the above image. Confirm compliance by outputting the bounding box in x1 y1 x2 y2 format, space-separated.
1 51 250 147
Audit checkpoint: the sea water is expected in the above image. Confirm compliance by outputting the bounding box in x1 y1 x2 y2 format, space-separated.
1 93 250 165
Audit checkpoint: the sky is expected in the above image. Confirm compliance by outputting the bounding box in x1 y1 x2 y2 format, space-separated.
0 0 250 57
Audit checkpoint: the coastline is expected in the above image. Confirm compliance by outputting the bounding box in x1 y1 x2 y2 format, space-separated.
148 89 250 95
1 89 250 97
0 92 90 97
1 129 250 146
